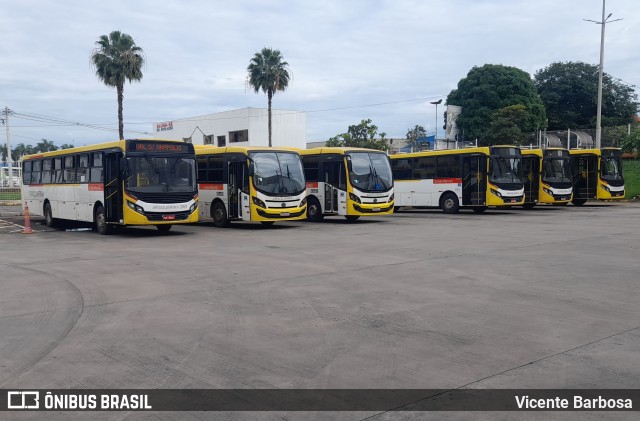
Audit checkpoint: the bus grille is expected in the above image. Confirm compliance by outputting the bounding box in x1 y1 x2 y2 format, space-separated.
145 211 191 221
132 192 195 204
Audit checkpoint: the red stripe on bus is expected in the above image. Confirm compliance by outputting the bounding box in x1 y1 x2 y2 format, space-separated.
433 178 462 184
306 182 318 189
199 183 224 191
88 183 104 191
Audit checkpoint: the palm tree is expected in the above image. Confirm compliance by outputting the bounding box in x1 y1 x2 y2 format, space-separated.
247 48 291 147
91 31 144 140
35 139 58 153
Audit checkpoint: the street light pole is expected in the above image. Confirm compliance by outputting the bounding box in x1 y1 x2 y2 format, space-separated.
430 99 442 143
584 0 622 149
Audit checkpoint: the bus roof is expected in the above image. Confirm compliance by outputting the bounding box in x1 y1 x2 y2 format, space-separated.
390 146 491 159
194 145 302 155
21 138 188 161
299 147 386 156
521 147 569 157
569 147 621 156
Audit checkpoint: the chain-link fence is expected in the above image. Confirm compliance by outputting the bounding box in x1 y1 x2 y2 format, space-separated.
0 162 22 202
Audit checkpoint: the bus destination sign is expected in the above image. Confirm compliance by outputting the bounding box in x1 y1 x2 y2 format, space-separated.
128 141 190 154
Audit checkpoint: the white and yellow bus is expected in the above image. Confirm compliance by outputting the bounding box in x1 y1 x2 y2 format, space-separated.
195 145 307 226
299 147 394 222
390 146 525 213
21 138 199 234
521 148 573 208
569 148 625 205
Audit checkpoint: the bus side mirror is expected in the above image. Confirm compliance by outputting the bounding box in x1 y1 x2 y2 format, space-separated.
345 156 353 172
119 157 128 178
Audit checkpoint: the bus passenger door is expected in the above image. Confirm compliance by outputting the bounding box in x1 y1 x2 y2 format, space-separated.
228 161 240 219
462 154 486 206
522 156 540 203
104 152 123 223
573 155 597 199
322 161 340 214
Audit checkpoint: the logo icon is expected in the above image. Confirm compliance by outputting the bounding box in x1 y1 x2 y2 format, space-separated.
7 391 40 409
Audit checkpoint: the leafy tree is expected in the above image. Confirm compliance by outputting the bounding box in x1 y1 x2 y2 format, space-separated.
621 123 640 156
326 119 389 151
535 62 639 130
247 47 291 147
483 105 533 145
91 31 144 140
405 125 427 146
35 139 58 152
60 143 75 149
446 64 547 145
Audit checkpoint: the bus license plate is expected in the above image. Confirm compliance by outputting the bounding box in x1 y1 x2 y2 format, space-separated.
509 199 517 203
280 212 290 217
372 207 381 212
163 215 176 220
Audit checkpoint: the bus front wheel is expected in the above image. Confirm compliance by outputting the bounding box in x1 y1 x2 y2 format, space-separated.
212 202 230 227
95 205 111 235
156 225 172 232
572 198 587 206
306 197 324 222
440 193 459 214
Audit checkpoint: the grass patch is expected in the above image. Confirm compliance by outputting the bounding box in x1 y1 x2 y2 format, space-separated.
0 190 21 201
623 159 640 199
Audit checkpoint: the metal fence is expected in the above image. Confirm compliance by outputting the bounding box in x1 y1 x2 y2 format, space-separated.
0 162 22 202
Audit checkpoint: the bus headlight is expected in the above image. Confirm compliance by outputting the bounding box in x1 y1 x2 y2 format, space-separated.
300 197 307 207
601 184 610 193
543 188 553 196
189 202 198 213
389 193 394 202
127 200 145 214
349 192 361 203
490 189 502 198
252 197 266 208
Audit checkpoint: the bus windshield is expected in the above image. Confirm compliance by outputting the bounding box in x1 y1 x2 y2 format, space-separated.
542 157 572 183
126 155 197 193
490 156 522 185
601 156 623 182
348 152 393 192
250 152 306 195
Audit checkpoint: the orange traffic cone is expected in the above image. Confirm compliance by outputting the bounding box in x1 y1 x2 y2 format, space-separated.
23 202 33 234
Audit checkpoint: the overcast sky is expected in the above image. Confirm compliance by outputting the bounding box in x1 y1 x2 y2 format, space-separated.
1 0 638 148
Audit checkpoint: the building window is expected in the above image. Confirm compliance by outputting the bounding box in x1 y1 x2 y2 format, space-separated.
229 130 248 143
217 135 226 147
204 135 214 145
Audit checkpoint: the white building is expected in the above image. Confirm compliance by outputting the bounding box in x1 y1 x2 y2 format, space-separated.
152 107 306 149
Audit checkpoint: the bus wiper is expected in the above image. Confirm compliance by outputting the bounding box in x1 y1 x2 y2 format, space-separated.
143 153 161 174
371 164 387 190
169 157 181 174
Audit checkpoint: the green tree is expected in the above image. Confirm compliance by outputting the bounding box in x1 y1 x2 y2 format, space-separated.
247 47 291 147
405 125 427 147
60 143 75 150
35 139 58 153
535 62 639 130
326 119 389 151
12 143 35 160
483 105 533 145
91 31 144 140
446 64 546 145
621 124 640 156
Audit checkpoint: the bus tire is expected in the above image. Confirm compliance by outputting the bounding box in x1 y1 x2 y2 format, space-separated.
212 202 230 227
394 206 401 213
472 206 487 214
156 224 172 232
571 198 587 206
306 197 324 222
260 221 275 226
345 215 360 222
440 193 459 214
44 202 56 228
94 205 111 235
522 203 536 210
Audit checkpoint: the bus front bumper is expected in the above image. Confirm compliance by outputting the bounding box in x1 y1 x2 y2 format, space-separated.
255 205 307 221
123 203 199 225
350 201 395 215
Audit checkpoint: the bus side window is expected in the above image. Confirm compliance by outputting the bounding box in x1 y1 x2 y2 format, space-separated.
54 157 63 183
31 160 42 184
303 156 319 182
209 156 224 183
197 156 208 182
436 156 459 178
90 152 104 182
42 159 52 184
391 158 412 180
77 154 89 183
413 157 435 179
22 161 32 185
64 155 76 183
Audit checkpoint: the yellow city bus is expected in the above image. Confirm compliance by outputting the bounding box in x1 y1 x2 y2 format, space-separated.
195 145 307 226
21 138 199 234
299 147 394 221
390 146 525 213
521 148 573 208
569 148 625 205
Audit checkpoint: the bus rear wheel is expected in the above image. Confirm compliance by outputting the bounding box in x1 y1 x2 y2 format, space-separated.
472 206 487 214
44 202 55 227
440 193 459 214
345 215 360 222
212 202 230 227
306 197 324 222
572 198 587 206
156 225 172 232
94 205 111 235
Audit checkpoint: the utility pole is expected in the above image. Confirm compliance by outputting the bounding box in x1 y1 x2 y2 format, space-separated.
1 107 12 168
430 99 442 145
584 0 622 149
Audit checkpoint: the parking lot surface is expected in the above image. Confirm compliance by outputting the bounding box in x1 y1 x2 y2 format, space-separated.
1 203 639 420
